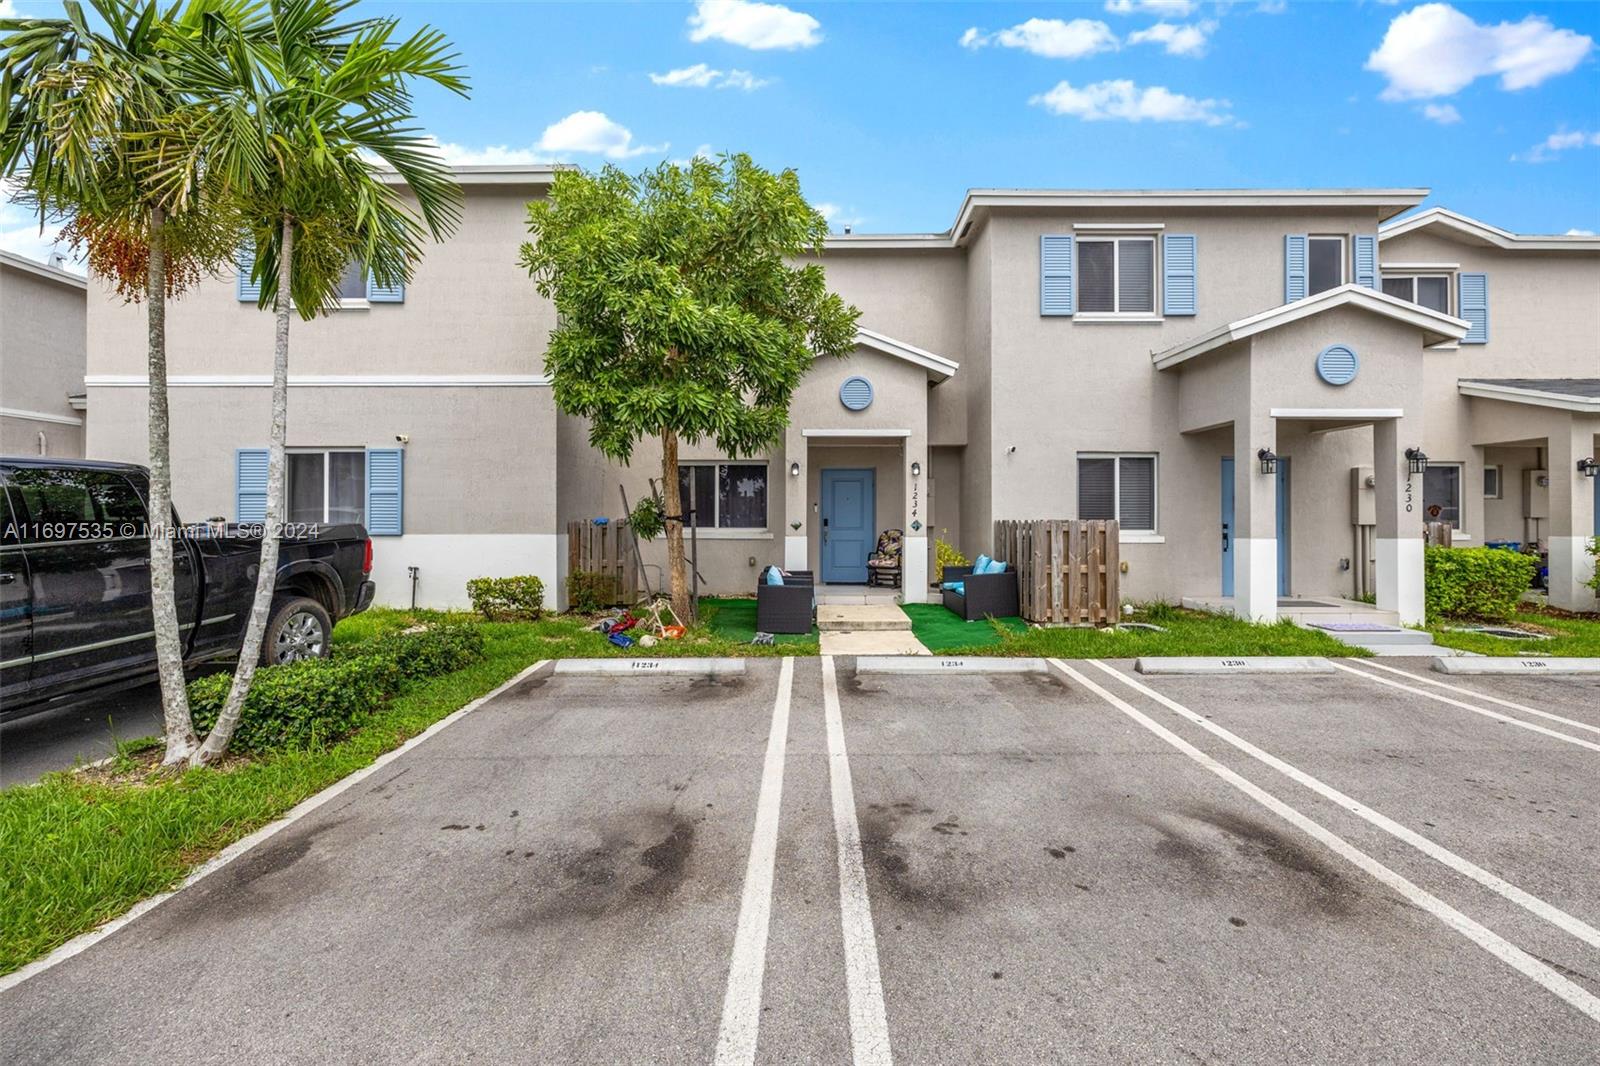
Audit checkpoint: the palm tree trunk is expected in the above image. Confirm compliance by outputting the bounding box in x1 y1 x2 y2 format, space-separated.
661 428 691 621
194 215 292 765
149 205 199 767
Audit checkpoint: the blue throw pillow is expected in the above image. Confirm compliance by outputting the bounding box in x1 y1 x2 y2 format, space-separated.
973 554 991 574
943 581 965 596
765 567 784 586
988 559 1008 574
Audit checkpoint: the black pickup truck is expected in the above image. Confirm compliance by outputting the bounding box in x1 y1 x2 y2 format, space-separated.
1 457 375 721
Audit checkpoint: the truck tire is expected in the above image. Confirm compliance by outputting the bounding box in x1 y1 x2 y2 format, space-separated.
262 596 332 665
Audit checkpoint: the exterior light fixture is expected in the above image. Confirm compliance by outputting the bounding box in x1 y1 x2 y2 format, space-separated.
1405 447 1429 474
910 461 922 478
1578 457 1599 478
1257 448 1277 474
789 461 801 478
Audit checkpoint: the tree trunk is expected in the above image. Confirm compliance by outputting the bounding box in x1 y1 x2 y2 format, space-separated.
149 205 199 767
193 215 293 766
661 429 691 622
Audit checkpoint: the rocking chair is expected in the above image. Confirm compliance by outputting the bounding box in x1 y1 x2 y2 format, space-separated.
865 528 904 589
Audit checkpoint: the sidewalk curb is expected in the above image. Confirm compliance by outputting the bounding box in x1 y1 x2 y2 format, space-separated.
0 658 551 994
1432 657 1600 675
1134 656 1336 675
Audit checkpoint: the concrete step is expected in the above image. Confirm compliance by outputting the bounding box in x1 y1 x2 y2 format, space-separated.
1307 624 1435 646
817 604 912 632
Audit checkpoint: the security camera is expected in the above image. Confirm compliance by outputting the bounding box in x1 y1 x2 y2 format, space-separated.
395 434 410 444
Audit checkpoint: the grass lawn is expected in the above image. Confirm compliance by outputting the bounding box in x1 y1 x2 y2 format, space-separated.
701 597 818 650
1428 606 1600 657
903 602 1366 658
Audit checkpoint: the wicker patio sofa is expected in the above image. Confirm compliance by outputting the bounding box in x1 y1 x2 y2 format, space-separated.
940 564 1020 622
756 567 815 634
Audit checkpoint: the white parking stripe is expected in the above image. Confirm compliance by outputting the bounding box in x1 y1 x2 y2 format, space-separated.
1082 659 1600 952
1356 659 1600 738
714 658 795 1066
1050 659 1600 1024
1333 661 1600 753
822 656 894 1066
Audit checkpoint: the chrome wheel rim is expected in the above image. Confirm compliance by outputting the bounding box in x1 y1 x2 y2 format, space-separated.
274 611 324 663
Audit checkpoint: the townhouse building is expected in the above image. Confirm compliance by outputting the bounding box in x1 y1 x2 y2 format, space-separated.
78 166 1599 622
2 250 87 458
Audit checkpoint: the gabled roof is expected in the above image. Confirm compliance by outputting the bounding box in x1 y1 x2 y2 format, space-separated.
0 249 86 290
1457 378 1600 413
853 327 958 381
1380 207 1600 252
1152 284 1469 371
374 163 570 188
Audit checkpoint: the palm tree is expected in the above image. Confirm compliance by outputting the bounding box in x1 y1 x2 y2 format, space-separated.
1 0 259 766
157 0 467 765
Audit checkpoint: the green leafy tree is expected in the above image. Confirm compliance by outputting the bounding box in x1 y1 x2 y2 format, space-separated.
157 0 467 765
2 0 255 766
521 155 859 620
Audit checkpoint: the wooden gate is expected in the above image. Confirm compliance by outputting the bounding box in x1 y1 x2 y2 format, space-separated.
994 519 1120 625
567 519 642 606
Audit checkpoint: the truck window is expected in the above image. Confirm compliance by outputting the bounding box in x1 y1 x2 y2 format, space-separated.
86 473 148 527
8 469 96 528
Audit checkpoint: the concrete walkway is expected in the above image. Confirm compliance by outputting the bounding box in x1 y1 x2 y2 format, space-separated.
817 602 930 656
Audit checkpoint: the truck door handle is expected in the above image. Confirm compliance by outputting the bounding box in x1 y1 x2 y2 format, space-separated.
0 572 15 584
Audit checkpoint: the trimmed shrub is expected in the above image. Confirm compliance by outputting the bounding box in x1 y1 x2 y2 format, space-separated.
1587 537 1600 595
934 535 968 584
189 654 401 754
1424 545 1535 621
466 575 545 620
567 570 615 613
192 623 488 754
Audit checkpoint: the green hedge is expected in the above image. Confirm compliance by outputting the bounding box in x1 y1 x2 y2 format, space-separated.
1424 546 1535 621
466 575 545 620
190 623 487 754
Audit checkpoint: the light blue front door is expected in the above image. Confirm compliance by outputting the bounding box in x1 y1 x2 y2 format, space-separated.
1220 455 1289 597
1220 457 1235 597
821 468 875 583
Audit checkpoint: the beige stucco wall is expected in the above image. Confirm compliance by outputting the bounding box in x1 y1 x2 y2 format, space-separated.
1 256 86 457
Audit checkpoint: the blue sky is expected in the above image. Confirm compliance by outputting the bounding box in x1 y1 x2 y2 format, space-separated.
4 0 1599 262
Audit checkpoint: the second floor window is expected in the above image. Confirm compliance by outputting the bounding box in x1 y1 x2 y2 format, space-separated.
1308 235 1345 296
677 462 768 529
336 261 368 302
1382 274 1450 314
288 449 365 525
1078 237 1155 315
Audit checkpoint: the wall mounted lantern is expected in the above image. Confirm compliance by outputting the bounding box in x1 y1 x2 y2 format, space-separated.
1578 457 1599 478
1257 448 1278 474
910 460 922 478
1405 447 1429 474
789 461 801 478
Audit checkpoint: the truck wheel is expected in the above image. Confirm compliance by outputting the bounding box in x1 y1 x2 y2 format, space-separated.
262 596 332 665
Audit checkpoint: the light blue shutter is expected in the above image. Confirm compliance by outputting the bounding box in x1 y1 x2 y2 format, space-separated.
1459 273 1489 343
236 448 269 522
1353 234 1377 290
1162 234 1197 315
366 273 405 303
1040 234 1074 316
365 448 404 535
236 244 261 303
1284 235 1307 302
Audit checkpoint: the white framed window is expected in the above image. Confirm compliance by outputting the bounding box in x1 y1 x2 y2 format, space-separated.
1077 453 1157 533
1307 235 1345 296
677 462 768 529
287 449 365 525
1077 236 1157 317
1423 462 1463 528
1381 274 1451 314
1483 465 1502 499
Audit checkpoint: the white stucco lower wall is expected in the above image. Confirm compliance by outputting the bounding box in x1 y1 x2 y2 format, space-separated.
1547 535 1599 613
1376 537 1425 625
368 533 559 611
901 535 929 603
1233 537 1278 622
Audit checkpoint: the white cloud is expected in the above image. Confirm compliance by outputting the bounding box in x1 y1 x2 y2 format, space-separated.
1566 228 1596 236
537 111 667 159
1105 0 1198 15
1255 1 1288 13
0 1 19 17
1420 102 1461 125
669 144 716 168
815 201 864 232
1512 128 1600 163
961 18 1119 59
1366 3 1593 101
650 63 770 90
1127 20 1218 56
425 140 552 165
1030 79 1236 125
687 0 821 51
0 176 80 272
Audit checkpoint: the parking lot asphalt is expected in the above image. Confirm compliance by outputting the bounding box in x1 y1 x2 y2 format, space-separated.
0 683 165 788
3 657 1597 1064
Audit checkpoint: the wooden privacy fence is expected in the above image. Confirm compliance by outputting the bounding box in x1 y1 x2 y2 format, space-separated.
567 519 642 606
994 519 1121 625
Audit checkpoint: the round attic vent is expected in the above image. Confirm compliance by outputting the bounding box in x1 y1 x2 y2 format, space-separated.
1316 345 1359 386
839 376 874 411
